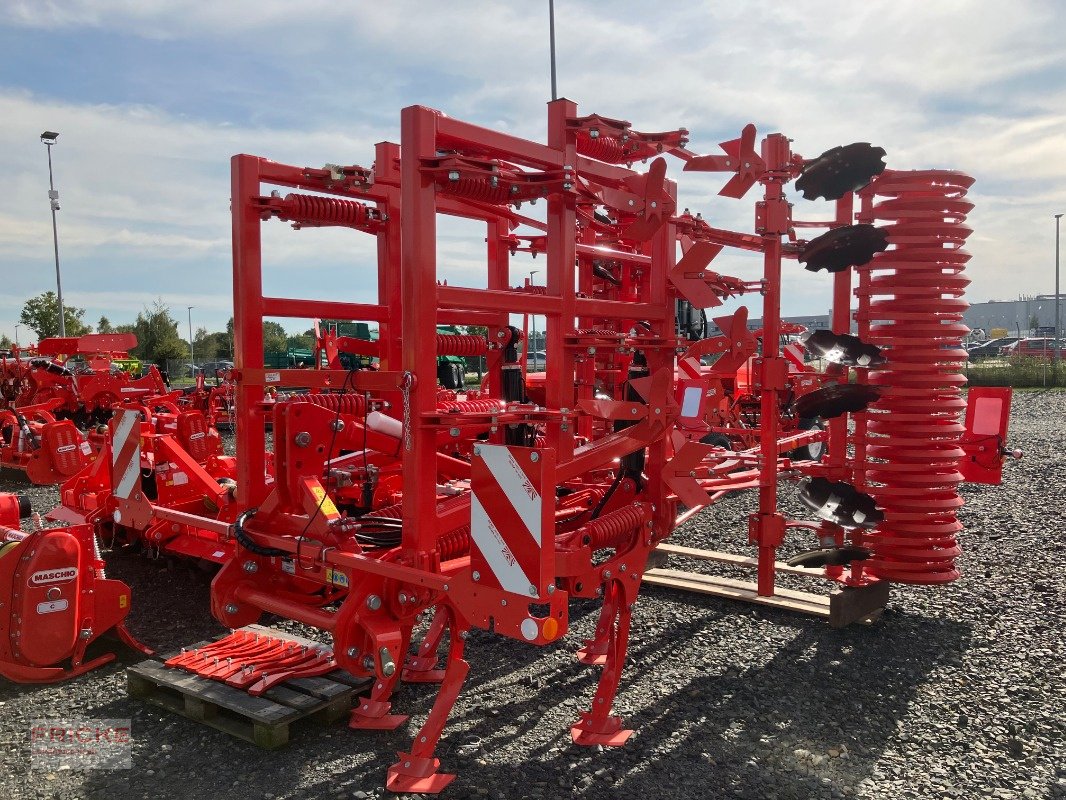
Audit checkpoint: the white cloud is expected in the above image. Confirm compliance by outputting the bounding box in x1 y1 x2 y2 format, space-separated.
1 1 1064 343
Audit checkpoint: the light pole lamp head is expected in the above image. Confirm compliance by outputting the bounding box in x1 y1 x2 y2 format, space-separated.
41 131 59 145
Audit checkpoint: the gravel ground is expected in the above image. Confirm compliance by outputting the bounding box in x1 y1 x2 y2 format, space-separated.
1 390 1063 800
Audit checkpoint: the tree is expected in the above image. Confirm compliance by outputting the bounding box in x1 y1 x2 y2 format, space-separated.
0 334 11 349
286 333 314 351
263 321 288 354
193 327 219 361
97 316 114 334
19 292 91 339
129 300 189 364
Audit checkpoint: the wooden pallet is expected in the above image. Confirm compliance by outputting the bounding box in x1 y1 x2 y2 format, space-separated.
127 625 371 749
646 543 890 628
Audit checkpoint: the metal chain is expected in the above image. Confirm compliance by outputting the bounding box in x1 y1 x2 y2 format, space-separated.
402 371 413 452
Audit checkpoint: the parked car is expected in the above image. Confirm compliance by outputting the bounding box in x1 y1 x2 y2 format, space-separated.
967 337 1018 361
1001 338 1066 360
525 351 548 371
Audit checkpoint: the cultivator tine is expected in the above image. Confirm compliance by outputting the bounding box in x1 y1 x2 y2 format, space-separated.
349 625 413 731
570 579 635 747
387 612 470 795
575 591 619 666
236 646 336 695
403 607 448 683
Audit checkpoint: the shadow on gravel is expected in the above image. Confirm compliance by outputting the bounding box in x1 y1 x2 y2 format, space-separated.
24 572 970 800
438 600 973 800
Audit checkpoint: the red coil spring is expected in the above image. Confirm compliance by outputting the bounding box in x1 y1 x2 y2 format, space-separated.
576 328 621 337
360 497 472 560
436 334 488 356
582 503 650 550
287 393 368 415
437 398 505 414
443 178 511 204
577 135 628 164
855 170 974 584
437 527 472 560
279 193 373 228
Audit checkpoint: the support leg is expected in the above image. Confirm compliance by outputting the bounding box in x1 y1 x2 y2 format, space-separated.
571 580 634 746
387 612 470 794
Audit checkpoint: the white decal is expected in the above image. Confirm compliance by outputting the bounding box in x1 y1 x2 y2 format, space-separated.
37 599 69 614
477 446 542 545
30 567 78 586
469 493 532 594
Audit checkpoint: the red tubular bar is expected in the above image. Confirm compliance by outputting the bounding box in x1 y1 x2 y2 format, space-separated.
855 170 974 584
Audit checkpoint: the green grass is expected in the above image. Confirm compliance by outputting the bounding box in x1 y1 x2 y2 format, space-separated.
965 356 1066 388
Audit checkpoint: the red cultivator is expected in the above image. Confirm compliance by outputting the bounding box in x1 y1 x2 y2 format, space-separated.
0 101 1018 793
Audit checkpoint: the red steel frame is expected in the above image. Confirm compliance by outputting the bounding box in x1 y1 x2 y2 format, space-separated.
0 98 1018 795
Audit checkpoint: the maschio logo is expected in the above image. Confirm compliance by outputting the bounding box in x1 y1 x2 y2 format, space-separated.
56 444 78 454
29 567 78 586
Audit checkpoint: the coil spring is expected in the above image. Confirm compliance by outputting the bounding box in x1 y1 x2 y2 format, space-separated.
443 178 512 204
582 503 649 550
437 527 472 561
359 496 472 560
278 193 373 228
577 135 629 164
576 328 621 337
287 393 368 415
855 169 974 585
436 334 488 356
437 399 505 414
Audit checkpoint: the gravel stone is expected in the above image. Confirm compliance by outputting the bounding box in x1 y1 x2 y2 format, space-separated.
1 391 1063 799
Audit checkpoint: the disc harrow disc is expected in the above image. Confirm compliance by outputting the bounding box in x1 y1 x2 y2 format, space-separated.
796 143 887 200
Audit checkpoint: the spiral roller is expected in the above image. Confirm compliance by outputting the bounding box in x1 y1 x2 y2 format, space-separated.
854 169 974 584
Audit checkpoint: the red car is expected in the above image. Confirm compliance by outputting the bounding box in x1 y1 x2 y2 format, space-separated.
1002 338 1066 360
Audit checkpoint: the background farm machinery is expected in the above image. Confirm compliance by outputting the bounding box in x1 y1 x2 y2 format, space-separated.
0 333 223 484
0 101 1016 792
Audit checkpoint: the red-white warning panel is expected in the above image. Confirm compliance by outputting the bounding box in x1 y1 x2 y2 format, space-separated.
470 445 555 597
109 409 152 528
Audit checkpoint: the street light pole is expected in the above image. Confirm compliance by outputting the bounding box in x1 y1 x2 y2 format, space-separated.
1056 213 1062 364
40 132 65 338
13 325 19 349
529 270 540 370
188 306 195 366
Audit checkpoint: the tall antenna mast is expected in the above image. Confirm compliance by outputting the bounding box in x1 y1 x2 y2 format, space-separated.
548 0 558 100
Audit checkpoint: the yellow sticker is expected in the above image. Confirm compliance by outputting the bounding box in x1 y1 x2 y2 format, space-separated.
310 484 340 517
119 595 128 609
325 568 349 588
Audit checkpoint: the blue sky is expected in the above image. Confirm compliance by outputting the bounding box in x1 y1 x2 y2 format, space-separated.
1 1 1064 344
